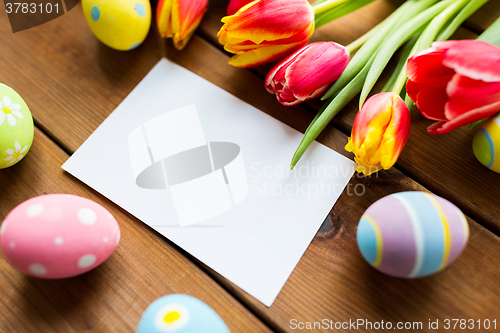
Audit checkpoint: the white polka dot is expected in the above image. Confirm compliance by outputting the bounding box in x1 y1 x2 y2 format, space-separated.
9 242 15 249
54 237 64 245
78 254 96 268
29 263 47 276
27 203 44 217
103 237 108 243
77 208 97 225
116 230 121 246
0 222 6 235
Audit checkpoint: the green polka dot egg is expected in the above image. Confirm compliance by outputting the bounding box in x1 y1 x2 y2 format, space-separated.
0 84 34 169
473 113 500 174
82 0 151 51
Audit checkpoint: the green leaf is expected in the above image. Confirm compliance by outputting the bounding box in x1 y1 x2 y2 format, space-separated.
478 15 500 47
291 55 376 169
314 0 376 28
322 0 438 100
437 0 490 41
381 33 420 93
359 0 454 108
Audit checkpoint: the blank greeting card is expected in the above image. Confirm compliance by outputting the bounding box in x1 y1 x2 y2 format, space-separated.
62 58 356 306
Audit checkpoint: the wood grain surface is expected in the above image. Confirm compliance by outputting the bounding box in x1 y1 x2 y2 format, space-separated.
0 128 270 333
1 1 500 332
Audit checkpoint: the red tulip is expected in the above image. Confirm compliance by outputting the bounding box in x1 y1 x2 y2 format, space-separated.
227 0 254 15
406 40 500 135
217 0 315 68
157 0 208 50
265 42 349 106
345 92 411 176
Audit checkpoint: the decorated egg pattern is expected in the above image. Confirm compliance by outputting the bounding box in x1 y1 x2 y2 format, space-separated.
0 194 120 279
473 113 500 173
82 0 152 51
137 294 230 333
357 191 469 278
0 83 34 169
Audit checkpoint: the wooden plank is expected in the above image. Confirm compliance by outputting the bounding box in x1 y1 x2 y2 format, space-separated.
198 1 500 235
0 128 271 333
466 0 500 32
3 3 500 332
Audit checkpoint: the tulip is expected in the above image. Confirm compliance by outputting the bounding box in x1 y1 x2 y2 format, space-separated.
227 0 254 16
157 0 208 50
217 0 315 68
406 40 500 135
345 92 411 176
265 42 349 106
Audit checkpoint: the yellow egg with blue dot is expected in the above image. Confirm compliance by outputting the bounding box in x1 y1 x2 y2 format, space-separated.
0 83 34 169
82 0 151 51
137 294 230 333
473 113 500 173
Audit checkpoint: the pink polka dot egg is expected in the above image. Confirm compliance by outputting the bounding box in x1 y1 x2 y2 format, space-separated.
0 194 120 279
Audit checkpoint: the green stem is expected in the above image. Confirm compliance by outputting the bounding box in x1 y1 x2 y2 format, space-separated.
345 25 377 54
391 0 468 96
359 0 456 108
437 0 490 41
313 0 349 16
322 0 438 100
314 0 376 28
478 15 500 47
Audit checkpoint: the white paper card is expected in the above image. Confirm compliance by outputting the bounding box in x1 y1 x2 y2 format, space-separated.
62 58 356 306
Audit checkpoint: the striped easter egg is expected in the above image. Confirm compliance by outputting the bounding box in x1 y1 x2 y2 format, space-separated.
473 113 500 173
356 191 469 278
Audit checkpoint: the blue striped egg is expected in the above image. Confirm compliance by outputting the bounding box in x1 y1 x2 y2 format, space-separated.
357 191 469 278
136 294 230 333
473 113 500 173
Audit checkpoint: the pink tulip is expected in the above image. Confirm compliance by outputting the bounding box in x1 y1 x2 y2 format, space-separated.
227 0 255 15
406 40 500 135
345 92 411 176
265 42 349 106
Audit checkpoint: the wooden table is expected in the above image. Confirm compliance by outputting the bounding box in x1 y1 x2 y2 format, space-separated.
1 1 500 332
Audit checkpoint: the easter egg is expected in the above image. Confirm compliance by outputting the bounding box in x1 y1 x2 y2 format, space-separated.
137 294 230 333
0 83 34 169
0 194 120 279
82 0 151 51
473 113 500 173
357 191 469 278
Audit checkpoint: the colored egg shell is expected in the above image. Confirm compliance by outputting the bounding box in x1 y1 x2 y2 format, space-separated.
473 113 500 173
0 83 34 169
357 191 469 278
137 294 230 333
82 0 152 51
0 194 120 279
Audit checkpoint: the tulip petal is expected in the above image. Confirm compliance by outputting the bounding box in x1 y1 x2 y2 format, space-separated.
406 47 455 83
347 93 410 175
283 42 349 100
228 41 306 68
435 40 500 82
227 0 255 16
428 100 500 135
173 0 208 50
445 74 500 119
411 74 453 121
157 0 173 38
220 0 314 44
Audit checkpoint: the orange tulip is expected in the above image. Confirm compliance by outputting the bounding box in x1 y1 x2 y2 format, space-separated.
346 92 411 176
157 0 208 50
217 0 315 68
